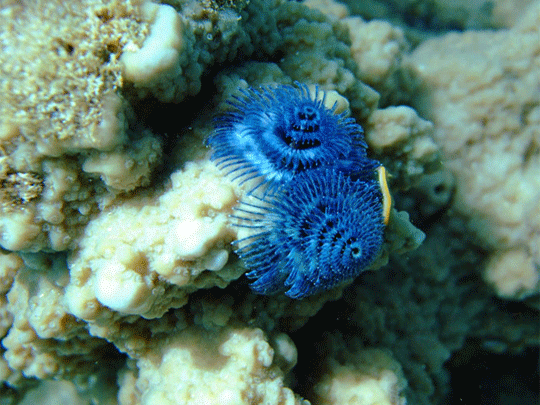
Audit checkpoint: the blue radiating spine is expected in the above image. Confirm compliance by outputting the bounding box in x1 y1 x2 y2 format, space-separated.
207 82 387 298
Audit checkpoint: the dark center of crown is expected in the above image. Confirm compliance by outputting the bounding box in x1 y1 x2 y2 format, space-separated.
293 105 321 133
279 105 322 150
276 126 322 151
283 134 322 150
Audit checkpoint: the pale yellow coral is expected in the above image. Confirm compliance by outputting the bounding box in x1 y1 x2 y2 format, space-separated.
82 135 162 191
0 0 157 251
314 349 407 405
0 252 21 342
117 327 304 405
308 85 351 115
303 0 350 19
341 0 534 30
405 0 540 300
66 160 241 320
366 106 440 191
345 16 408 98
0 210 42 251
19 380 89 405
0 252 21 293
484 248 540 300
1 254 101 381
121 3 184 95
484 0 535 27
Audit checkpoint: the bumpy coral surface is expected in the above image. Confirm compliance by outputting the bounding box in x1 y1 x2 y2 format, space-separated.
117 327 304 405
405 0 540 302
342 0 535 32
0 0 538 404
0 0 160 252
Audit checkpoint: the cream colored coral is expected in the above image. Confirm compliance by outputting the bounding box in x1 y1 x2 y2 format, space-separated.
2 253 104 381
366 106 439 191
20 380 89 405
0 252 21 339
271 333 298 373
66 160 241 320
405 1 540 300
426 0 536 28
345 17 407 97
0 210 42 251
121 3 184 89
0 253 23 387
82 135 162 191
307 85 351 115
484 248 540 300
314 349 407 405
0 0 154 251
479 0 535 27
303 0 350 19
117 327 304 405
341 0 533 30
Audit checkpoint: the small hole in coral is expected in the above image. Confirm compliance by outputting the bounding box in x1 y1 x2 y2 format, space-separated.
434 184 445 194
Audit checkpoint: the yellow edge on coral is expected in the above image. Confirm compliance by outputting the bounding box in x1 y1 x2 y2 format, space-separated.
377 166 392 225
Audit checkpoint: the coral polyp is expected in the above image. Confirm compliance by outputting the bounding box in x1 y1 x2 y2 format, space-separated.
207 82 368 194
233 169 385 299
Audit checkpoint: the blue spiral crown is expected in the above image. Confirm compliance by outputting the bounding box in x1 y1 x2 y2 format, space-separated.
207 82 369 194
232 169 385 298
